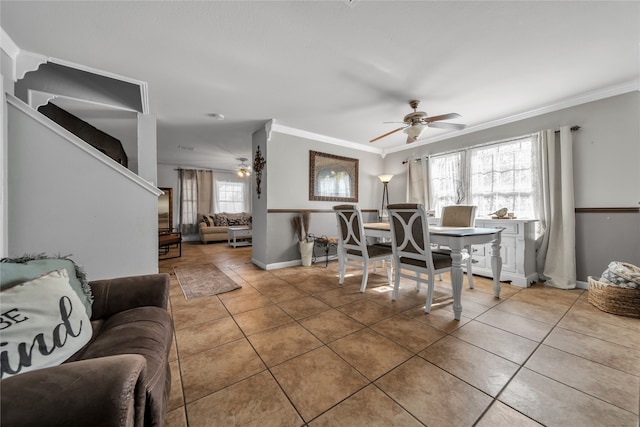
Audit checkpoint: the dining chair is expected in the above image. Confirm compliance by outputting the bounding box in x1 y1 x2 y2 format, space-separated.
435 205 477 289
387 203 454 313
333 204 393 292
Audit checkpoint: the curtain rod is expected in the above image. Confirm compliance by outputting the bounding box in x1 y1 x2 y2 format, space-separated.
402 126 581 164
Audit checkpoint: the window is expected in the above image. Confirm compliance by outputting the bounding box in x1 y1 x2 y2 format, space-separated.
215 180 247 213
469 137 538 219
429 135 538 219
430 151 465 214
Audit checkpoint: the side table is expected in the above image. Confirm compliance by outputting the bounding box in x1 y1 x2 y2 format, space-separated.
227 226 252 248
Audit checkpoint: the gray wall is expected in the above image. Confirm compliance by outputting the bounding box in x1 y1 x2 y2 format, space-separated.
382 92 640 282
7 96 161 280
260 131 384 268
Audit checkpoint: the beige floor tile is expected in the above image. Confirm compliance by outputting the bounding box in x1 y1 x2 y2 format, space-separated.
168 360 184 411
160 241 639 427
171 297 230 330
299 309 365 343
500 368 638 426
452 320 538 364
271 346 368 422
370 314 446 353
278 295 332 320
329 328 413 380
220 292 273 315
494 298 566 325
476 401 543 426
248 322 323 367
289 275 342 294
336 299 398 325
571 294 640 332
525 345 639 414
175 316 244 356
558 310 640 349
164 407 187 427
233 304 294 335
476 307 554 342
421 335 519 396
543 327 640 376
460 287 503 308
186 371 303 427
180 338 266 402
257 282 308 303
314 286 369 307
403 304 473 333
376 356 492 426
309 384 423 426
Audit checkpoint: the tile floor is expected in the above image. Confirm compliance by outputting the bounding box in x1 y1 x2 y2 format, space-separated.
160 242 639 427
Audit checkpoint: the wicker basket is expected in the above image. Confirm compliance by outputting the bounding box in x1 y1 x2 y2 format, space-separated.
588 276 640 318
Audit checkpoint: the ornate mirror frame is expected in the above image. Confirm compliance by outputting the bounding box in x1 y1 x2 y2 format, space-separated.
309 150 359 202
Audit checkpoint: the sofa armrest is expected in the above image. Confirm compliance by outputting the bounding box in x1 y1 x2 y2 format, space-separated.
1 354 147 427
90 273 169 320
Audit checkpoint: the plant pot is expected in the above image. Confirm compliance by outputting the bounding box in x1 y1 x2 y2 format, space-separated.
299 241 314 267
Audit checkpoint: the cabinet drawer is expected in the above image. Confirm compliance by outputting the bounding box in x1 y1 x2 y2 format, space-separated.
470 256 486 269
470 245 485 256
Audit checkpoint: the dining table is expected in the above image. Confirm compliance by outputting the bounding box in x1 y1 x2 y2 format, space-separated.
363 222 504 320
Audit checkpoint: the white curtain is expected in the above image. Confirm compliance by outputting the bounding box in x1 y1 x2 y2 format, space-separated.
406 158 430 207
534 127 576 289
178 169 213 234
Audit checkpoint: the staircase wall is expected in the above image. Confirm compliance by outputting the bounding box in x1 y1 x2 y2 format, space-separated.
6 94 161 280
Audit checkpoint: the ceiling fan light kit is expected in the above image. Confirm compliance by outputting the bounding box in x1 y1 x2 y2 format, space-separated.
236 157 251 177
370 100 466 144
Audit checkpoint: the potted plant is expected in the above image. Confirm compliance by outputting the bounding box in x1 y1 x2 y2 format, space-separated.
292 211 314 266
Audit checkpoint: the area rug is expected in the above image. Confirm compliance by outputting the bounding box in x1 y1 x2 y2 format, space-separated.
173 263 241 300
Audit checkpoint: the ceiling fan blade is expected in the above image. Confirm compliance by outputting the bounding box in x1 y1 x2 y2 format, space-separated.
428 121 466 130
370 126 407 143
424 113 461 122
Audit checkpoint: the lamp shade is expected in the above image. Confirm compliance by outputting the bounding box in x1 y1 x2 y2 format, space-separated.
377 174 394 183
403 123 427 139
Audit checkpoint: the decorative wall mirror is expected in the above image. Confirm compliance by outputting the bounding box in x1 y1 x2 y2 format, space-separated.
158 188 173 230
309 150 359 202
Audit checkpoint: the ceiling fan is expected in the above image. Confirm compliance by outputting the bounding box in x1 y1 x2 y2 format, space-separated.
370 100 466 144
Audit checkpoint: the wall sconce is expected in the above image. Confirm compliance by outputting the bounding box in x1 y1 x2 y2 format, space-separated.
378 174 393 221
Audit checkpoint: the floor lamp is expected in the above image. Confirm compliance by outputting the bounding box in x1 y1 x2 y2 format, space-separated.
378 174 393 221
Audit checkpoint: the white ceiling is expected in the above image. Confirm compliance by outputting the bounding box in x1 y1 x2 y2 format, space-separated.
2 1 639 171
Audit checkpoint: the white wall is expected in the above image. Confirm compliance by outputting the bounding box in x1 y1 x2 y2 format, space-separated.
7 95 161 281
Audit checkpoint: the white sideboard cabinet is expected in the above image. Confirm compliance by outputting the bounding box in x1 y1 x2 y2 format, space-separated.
469 218 538 287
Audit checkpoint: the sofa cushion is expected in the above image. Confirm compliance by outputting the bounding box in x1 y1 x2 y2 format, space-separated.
76 305 173 425
0 255 93 317
0 269 93 379
212 213 228 226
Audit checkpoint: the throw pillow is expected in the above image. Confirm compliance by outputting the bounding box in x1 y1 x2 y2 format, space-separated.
0 269 93 379
202 215 211 226
0 255 93 318
213 214 228 227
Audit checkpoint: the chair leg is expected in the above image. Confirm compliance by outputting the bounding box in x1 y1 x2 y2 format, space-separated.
438 273 443 281
424 275 436 313
360 263 370 292
416 272 421 291
385 258 392 285
338 255 346 285
391 266 401 301
465 245 474 289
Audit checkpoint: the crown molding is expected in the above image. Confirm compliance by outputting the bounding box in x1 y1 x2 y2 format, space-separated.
382 80 640 156
0 27 19 60
271 122 383 154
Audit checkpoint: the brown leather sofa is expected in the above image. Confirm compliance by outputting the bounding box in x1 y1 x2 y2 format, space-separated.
1 273 174 427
